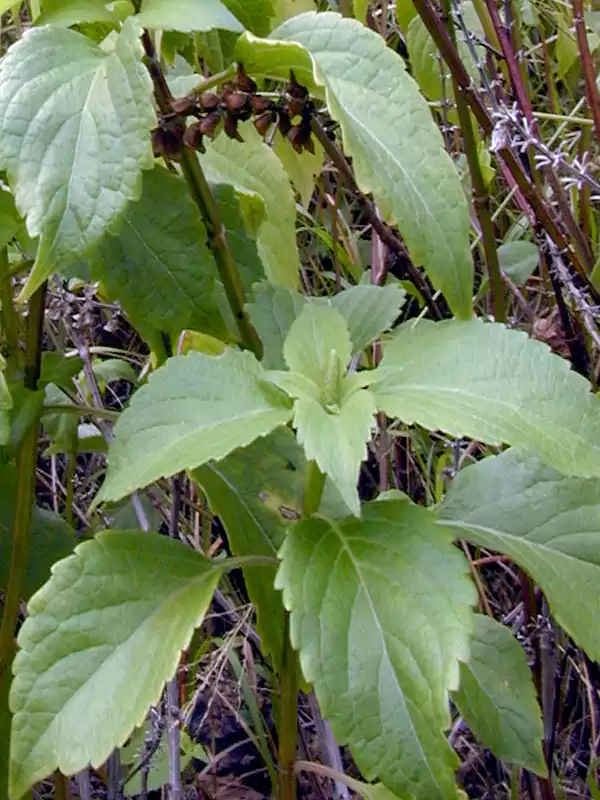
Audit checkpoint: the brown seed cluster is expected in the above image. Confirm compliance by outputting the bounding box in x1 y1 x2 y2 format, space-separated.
151 66 315 159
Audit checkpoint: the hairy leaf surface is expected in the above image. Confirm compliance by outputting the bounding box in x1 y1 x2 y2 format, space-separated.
439 448 600 662
236 12 473 316
0 21 155 299
9 532 222 800
136 0 243 32
373 320 600 478
98 349 292 503
454 615 546 774
200 123 299 288
91 167 229 347
277 500 475 798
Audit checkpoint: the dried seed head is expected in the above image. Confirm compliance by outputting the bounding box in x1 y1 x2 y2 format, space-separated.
199 91 220 111
252 95 272 115
236 64 257 94
171 95 198 116
288 70 309 99
198 111 222 138
151 120 185 158
288 125 305 153
278 111 292 136
287 96 305 117
183 123 205 153
254 112 274 138
223 112 243 141
224 91 252 118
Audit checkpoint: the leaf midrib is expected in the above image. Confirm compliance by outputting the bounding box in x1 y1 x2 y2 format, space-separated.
325 517 440 787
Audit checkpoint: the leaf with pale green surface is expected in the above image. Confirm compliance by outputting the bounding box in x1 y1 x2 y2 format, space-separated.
292 390 375 516
321 284 406 354
247 282 307 369
9 531 223 800
283 303 351 388
272 0 317 27
98 348 292 504
276 500 475 799
498 240 539 284
272 129 324 209
453 614 546 774
136 0 243 32
222 0 275 35
0 21 155 300
36 0 134 27
438 448 600 663
200 123 300 288
235 12 473 317
212 183 266 293
0 187 22 249
91 167 229 348
373 319 600 479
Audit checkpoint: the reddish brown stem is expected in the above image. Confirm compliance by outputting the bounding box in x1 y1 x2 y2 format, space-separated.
573 0 600 143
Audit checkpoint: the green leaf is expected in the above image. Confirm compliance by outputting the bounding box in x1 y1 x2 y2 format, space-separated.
136 0 243 32
200 122 300 288
498 240 539 284
0 20 155 300
0 462 77 600
0 186 22 249
91 167 229 347
222 0 275 35
283 303 351 388
192 428 304 670
271 129 324 209
272 0 317 27
9 531 223 800
292 389 375 516
98 348 292 504
276 500 476 799
373 319 600 478
212 183 266 294
36 0 133 27
453 615 546 775
246 282 306 369
438 448 600 663
235 12 473 317
321 284 406 354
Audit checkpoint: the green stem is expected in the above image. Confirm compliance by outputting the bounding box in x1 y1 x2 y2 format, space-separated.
302 460 326 517
0 248 21 375
278 614 299 800
277 461 326 799
0 282 46 688
41 404 120 421
140 31 262 358
440 0 504 321
179 149 263 357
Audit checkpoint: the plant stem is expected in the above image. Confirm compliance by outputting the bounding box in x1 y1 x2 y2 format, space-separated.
302 460 326 517
278 613 299 800
310 118 444 320
42 404 120 421
179 148 263 357
0 282 46 688
440 0 505 321
0 248 21 375
572 0 600 143
278 461 326 799
140 31 262 358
